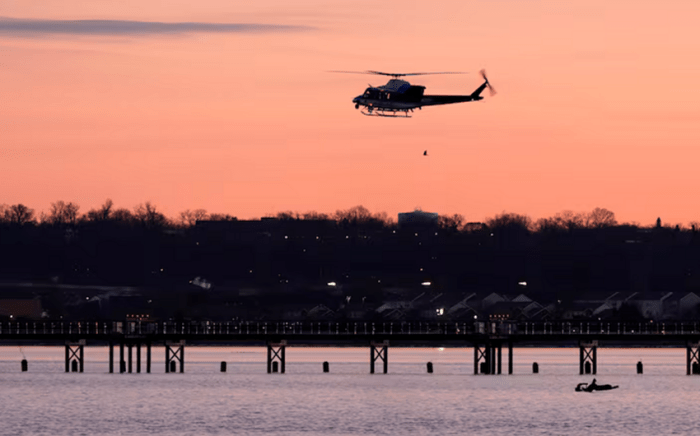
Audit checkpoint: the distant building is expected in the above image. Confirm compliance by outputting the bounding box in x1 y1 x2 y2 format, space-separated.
398 210 439 228
0 298 44 320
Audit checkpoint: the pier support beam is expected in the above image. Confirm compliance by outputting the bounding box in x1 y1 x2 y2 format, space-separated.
65 340 85 373
128 344 133 373
579 341 598 375
267 341 287 374
109 340 114 373
165 340 185 373
687 341 700 375
370 341 388 374
508 342 513 375
119 342 125 373
474 342 502 374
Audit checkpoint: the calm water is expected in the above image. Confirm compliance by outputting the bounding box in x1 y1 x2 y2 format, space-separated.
1 346 699 435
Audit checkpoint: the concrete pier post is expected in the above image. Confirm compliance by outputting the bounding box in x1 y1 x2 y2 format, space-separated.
165 340 186 373
128 344 133 373
496 344 502 375
370 341 388 374
267 341 287 374
146 342 151 374
579 341 598 375
136 343 141 374
508 342 513 375
120 342 125 374
267 346 272 373
109 341 114 374
65 340 85 373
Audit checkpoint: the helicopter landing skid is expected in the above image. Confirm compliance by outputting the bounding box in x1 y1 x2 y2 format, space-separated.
361 108 412 118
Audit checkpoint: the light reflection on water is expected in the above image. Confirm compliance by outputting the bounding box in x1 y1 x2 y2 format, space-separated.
1 346 698 435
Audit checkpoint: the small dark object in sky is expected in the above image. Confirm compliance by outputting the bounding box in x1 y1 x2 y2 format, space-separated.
423 150 428 156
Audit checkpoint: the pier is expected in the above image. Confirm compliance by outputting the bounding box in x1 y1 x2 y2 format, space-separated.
3 320 700 374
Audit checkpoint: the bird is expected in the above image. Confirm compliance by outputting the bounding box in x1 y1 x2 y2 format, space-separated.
423 150 428 156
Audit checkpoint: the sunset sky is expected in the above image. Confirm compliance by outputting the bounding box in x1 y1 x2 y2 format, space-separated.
2 1 699 226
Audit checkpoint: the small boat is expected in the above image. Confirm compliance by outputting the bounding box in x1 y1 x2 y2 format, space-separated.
575 380 619 392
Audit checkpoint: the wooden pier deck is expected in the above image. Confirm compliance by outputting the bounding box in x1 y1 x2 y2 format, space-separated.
3 320 700 374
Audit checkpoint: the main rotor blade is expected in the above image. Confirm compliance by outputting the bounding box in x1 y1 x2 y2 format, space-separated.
328 70 375 75
329 70 468 77
367 71 468 77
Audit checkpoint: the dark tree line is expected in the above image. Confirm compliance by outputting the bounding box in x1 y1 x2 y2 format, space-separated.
2 199 700 295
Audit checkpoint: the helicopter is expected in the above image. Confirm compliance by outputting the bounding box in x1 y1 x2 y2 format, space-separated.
338 70 495 117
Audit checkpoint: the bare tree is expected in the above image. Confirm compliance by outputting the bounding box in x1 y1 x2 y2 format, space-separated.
534 217 560 232
334 205 373 225
372 211 394 226
550 210 585 231
276 211 299 220
111 208 134 224
302 211 330 220
85 199 114 222
133 202 168 228
585 207 617 228
5 204 35 225
208 213 236 221
486 212 533 232
438 213 465 232
179 209 209 227
48 201 80 225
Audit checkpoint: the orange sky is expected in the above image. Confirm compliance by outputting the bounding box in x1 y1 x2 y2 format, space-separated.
2 1 700 225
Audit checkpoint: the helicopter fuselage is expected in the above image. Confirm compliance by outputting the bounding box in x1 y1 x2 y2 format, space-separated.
352 77 488 117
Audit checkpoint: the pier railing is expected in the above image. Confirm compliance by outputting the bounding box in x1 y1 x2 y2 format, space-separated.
1 320 700 337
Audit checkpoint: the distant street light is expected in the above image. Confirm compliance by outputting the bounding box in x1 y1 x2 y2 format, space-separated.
327 282 337 287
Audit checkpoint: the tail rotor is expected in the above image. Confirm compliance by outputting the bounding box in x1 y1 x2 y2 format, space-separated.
480 69 496 96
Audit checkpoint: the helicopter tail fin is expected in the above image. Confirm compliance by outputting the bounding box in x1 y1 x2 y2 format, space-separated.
470 83 488 101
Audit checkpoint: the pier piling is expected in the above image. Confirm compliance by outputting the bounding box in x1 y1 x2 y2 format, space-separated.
65 341 85 373
370 341 388 374
687 342 700 375
165 340 185 373
508 342 513 375
119 342 125 374
109 341 114 373
267 341 286 374
128 344 133 373
579 341 597 375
